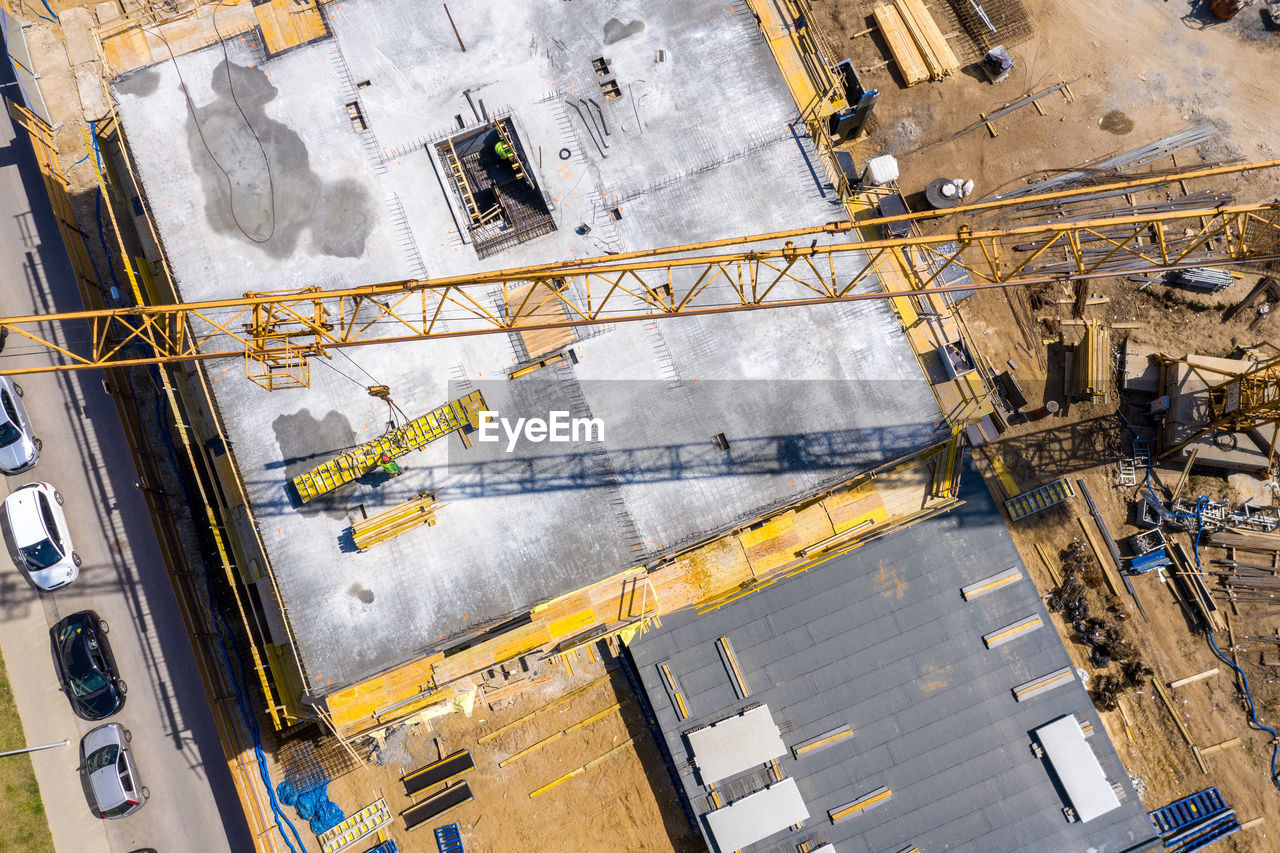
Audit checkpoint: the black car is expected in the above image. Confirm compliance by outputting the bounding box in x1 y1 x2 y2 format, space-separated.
50 611 126 720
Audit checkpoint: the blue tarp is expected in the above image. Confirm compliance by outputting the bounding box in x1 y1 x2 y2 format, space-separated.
276 778 345 835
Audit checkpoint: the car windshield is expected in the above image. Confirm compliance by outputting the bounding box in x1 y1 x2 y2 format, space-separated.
70 670 110 698
86 745 118 774
19 538 61 570
0 420 20 448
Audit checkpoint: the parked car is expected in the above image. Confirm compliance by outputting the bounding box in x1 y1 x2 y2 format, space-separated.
50 611 125 720
79 723 147 819
0 481 79 590
0 376 39 474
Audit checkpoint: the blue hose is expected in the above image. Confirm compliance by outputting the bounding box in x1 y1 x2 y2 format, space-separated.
1120 413 1280 789
37 0 58 23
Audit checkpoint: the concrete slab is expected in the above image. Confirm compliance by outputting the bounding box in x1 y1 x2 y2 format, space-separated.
59 6 98 66
94 1 121 25
75 65 107 121
109 0 942 693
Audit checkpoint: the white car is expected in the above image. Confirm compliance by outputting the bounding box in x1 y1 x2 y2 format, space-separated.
79 723 148 819
0 482 79 590
0 376 39 474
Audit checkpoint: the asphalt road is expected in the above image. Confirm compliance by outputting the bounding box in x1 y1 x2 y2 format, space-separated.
0 69 250 851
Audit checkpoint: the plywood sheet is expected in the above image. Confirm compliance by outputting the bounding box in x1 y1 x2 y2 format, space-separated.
509 281 575 358
256 0 329 55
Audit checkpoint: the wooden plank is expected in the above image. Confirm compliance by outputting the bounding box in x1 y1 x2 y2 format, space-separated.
1171 447 1200 501
1077 516 1122 597
983 614 1043 648
1200 736 1241 756
793 725 854 758
528 736 637 798
890 0 940 78
894 0 960 78
830 786 893 822
477 673 610 743
961 567 1023 600
509 281 575 358
1168 668 1218 689
1034 542 1062 588
1152 678 1194 746
1013 667 1074 701
873 6 928 86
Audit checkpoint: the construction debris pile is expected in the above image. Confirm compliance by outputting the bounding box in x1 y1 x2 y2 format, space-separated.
1047 539 1151 705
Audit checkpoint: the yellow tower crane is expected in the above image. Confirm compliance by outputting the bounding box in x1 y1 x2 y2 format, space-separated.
0 159 1278 455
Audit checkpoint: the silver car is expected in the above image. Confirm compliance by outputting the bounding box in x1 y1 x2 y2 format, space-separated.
79 723 148 819
0 481 80 590
0 376 39 474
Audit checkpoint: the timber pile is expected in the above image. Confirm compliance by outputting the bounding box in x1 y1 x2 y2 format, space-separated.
351 492 445 550
873 6 928 86
1208 529 1280 555
894 0 960 80
1168 543 1225 632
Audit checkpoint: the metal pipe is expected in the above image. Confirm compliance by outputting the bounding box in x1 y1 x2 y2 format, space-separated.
587 97 610 136
0 740 69 757
442 4 465 52
566 99 607 158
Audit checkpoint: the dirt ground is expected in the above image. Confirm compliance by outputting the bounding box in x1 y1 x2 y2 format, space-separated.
812 0 1280 200
324 643 704 853
808 0 1280 849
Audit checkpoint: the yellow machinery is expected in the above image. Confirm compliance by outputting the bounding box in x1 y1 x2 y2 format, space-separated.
0 163 1278 455
292 391 485 503
0 162 1278 386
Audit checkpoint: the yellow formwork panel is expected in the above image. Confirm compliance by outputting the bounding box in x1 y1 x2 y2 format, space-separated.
264 643 308 722
548 608 597 640
255 0 328 55
100 5 259 76
292 391 484 502
738 511 795 549
988 455 1020 499
486 627 552 671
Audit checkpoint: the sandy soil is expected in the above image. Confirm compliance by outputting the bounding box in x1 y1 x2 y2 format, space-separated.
812 0 1280 200
324 644 704 853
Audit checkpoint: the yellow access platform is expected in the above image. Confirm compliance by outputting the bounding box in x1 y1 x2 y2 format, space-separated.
292 391 485 503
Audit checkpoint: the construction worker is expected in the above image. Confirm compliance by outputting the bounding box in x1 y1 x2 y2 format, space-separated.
494 139 513 162
378 452 401 478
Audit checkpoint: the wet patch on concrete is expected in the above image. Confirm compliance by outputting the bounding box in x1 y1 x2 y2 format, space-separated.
273 408 359 519
348 582 375 604
115 67 160 98
604 17 645 44
186 60 373 258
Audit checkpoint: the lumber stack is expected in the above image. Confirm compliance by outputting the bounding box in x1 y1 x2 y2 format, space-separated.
1208 529 1280 554
873 6 928 86
351 492 444 550
876 0 960 84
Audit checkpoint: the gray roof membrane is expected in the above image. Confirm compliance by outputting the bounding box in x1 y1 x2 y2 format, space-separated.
630 457 1159 853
